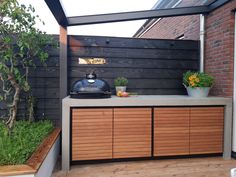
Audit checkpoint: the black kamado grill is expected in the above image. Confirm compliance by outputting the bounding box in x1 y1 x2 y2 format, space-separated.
70 72 111 99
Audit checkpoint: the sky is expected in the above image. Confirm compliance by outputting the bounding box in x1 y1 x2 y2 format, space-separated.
18 0 158 37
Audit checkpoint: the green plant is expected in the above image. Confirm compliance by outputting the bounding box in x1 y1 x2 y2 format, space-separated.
114 77 128 86
0 120 54 165
0 0 56 128
183 71 214 88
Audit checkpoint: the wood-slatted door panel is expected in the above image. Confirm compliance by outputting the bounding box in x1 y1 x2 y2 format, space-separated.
72 108 113 161
190 107 224 154
113 108 152 158
154 108 190 156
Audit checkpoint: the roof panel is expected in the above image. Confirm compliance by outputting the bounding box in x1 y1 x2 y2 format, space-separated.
59 0 219 17
154 0 218 9
59 0 158 17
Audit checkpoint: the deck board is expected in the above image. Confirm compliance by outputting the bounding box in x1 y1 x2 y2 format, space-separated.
53 157 236 177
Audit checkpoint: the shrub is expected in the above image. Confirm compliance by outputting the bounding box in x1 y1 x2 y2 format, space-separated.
183 71 214 88
0 120 54 165
0 0 56 128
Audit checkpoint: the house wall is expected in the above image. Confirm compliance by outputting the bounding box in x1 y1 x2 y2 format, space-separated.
139 15 200 40
204 1 236 97
138 1 236 97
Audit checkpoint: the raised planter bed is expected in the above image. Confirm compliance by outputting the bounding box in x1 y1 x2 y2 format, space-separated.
0 128 61 177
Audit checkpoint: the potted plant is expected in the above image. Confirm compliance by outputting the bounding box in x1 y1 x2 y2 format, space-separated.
114 77 128 93
183 71 214 97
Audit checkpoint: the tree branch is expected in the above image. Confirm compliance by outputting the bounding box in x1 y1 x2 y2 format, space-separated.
0 73 12 101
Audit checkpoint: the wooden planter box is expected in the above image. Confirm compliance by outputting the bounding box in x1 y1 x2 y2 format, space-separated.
0 128 61 177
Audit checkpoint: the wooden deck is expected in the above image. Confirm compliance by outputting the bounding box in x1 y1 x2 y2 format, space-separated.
53 157 236 177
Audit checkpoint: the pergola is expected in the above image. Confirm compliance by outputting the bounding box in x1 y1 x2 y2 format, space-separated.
44 0 231 117
44 0 233 171
45 0 230 27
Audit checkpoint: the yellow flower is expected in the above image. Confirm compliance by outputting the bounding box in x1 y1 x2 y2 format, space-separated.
189 76 193 81
195 78 200 83
192 74 197 79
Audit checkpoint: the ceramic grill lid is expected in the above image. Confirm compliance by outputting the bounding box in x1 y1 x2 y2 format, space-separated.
70 72 111 99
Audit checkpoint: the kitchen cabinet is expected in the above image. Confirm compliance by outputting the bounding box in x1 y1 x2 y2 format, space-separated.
71 106 224 161
154 108 190 156
154 107 224 157
72 107 152 161
190 107 224 154
72 108 113 161
63 96 231 170
113 108 152 158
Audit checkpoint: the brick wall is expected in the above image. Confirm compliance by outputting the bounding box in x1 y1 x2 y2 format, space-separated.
140 15 200 40
137 0 203 40
204 1 236 97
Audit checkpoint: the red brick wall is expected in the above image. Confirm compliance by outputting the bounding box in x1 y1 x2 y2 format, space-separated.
140 15 200 40
204 1 236 97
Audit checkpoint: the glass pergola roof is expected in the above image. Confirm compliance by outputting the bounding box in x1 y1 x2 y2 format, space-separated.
59 0 158 17
45 0 231 27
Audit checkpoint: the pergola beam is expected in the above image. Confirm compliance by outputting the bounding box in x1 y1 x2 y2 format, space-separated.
208 0 231 10
44 0 68 27
67 6 210 26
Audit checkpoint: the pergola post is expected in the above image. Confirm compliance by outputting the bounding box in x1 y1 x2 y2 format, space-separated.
59 25 68 127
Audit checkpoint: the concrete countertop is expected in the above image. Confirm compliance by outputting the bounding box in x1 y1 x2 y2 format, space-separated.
63 95 232 107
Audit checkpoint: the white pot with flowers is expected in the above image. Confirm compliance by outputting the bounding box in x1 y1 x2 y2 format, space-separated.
183 71 214 97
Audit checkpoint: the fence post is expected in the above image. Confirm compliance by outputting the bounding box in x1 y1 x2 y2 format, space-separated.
59 25 68 127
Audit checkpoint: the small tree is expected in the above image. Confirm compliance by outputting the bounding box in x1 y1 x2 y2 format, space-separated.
0 0 55 128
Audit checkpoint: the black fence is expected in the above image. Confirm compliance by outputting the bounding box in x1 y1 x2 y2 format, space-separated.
68 35 199 95
0 35 199 125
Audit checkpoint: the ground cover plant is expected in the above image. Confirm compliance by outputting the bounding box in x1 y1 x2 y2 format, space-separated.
0 120 54 165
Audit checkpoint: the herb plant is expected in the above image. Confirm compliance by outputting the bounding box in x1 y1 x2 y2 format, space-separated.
114 77 128 86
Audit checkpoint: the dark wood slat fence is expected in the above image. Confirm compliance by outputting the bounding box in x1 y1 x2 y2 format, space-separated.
0 35 199 125
68 35 199 95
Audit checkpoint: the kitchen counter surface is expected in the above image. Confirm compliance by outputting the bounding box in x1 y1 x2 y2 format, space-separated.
62 95 233 171
63 95 232 107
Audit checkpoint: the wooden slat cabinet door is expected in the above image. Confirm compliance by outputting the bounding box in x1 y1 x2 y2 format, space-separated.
72 108 113 161
190 107 224 154
154 108 190 156
113 108 152 158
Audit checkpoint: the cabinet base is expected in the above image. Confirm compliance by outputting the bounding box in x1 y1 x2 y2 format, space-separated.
71 153 223 165
232 151 236 158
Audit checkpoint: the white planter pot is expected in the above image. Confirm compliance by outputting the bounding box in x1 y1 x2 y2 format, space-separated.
115 86 126 93
186 87 210 97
